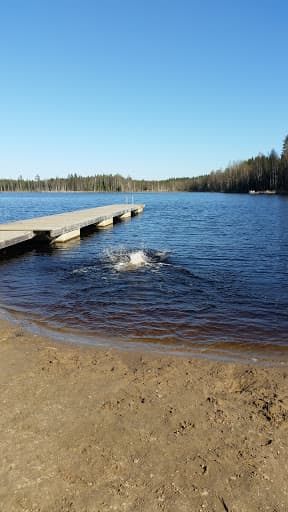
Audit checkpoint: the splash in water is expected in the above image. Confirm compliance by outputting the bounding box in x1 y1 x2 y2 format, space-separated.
115 250 148 270
71 247 170 275
105 247 170 272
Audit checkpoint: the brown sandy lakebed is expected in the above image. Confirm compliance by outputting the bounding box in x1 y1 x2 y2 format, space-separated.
0 317 288 511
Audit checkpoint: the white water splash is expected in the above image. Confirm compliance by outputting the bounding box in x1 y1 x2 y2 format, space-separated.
115 250 149 270
72 247 170 275
104 247 171 272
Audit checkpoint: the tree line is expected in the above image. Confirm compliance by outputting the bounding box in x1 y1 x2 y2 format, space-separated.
188 135 288 193
0 173 190 193
1 135 288 193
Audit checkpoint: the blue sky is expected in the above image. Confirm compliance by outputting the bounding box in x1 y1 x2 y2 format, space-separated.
0 0 288 180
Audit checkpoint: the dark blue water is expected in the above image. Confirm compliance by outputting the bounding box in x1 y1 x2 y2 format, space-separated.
1 192 288 360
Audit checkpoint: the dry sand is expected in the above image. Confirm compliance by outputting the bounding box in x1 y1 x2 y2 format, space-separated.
0 317 288 512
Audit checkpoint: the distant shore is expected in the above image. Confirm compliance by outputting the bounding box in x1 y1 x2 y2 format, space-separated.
1 189 288 195
1 316 288 511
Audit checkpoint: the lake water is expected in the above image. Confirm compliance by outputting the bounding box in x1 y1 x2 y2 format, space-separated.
0 192 288 362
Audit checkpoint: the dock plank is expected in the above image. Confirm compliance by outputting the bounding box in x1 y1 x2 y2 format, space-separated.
0 230 35 250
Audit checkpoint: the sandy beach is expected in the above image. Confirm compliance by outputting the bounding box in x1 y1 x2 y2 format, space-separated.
0 317 288 512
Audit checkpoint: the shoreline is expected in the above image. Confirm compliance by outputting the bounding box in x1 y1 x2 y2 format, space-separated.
2 307 288 368
1 316 288 511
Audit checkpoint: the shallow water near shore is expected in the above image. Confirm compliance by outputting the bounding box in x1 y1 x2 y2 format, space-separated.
0 192 288 361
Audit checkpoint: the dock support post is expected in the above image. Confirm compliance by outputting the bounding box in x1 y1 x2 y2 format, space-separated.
119 211 131 220
52 229 80 243
96 218 113 228
131 207 144 216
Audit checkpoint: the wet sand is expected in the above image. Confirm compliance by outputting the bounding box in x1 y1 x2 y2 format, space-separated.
1 317 288 511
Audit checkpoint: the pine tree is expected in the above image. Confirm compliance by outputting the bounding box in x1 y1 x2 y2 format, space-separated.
281 134 288 159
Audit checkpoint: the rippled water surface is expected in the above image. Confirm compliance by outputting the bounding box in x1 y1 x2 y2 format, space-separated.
1 192 288 360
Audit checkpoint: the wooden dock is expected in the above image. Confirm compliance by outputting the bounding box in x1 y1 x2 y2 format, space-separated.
0 203 144 250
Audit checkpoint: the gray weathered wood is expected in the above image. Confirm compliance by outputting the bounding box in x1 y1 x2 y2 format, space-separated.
0 230 35 250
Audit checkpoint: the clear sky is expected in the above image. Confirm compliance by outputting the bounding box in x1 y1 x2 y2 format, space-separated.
0 0 288 180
